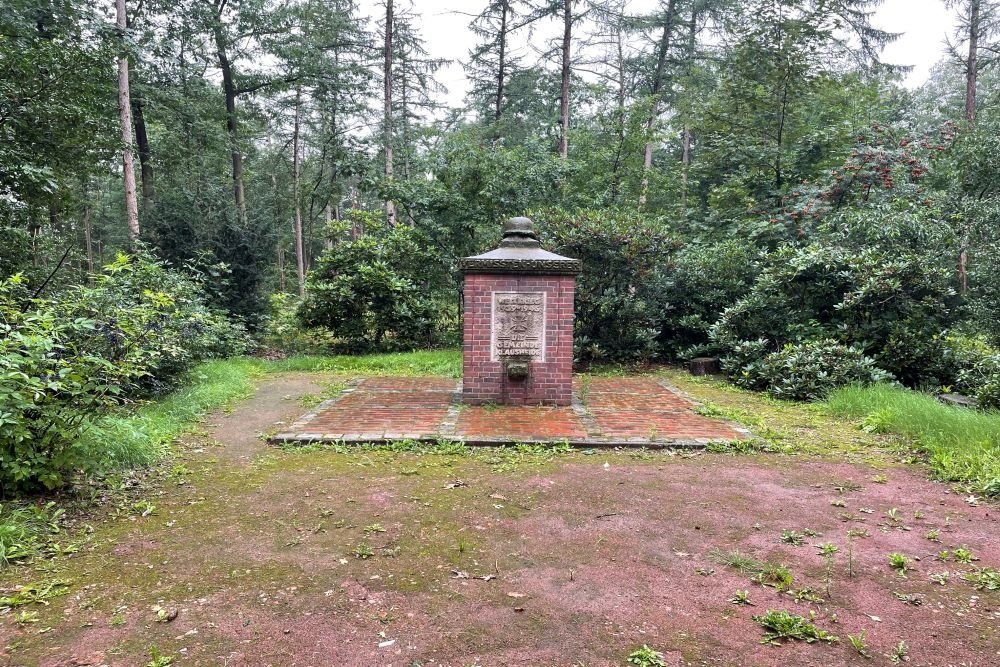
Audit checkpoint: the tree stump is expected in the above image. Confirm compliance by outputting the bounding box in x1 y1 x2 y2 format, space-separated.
688 357 721 376
937 393 979 410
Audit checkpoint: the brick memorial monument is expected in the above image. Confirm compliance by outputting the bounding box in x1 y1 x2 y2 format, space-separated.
460 217 581 406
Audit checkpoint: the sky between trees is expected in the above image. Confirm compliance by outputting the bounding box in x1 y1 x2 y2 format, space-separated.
356 0 957 107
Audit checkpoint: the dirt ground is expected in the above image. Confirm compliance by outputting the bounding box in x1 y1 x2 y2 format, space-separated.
1 373 998 667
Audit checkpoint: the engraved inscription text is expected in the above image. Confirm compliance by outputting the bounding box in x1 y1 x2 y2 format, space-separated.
491 292 545 362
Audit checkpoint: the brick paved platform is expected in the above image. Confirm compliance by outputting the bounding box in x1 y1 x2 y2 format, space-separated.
273 376 750 448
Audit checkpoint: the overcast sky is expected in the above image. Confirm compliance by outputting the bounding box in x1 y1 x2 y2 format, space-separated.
359 0 958 106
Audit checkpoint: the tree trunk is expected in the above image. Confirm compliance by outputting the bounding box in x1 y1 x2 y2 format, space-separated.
116 0 140 246
83 203 94 276
609 24 627 203
639 0 678 208
557 0 572 159
324 203 334 250
496 0 509 123
966 0 980 122
277 244 286 293
681 6 697 211
774 73 790 189
293 86 306 298
132 96 155 209
212 17 247 227
383 0 397 227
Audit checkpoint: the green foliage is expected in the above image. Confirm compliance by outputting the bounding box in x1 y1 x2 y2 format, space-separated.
730 339 892 401
410 130 571 260
533 207 681 362
713 243 957 387
848 630 872 658
657 240 762 359
0 253 249 493
260 293 337 354
752 609 838 646
59 251 252 395
0 1 116 230
826 384 1000 497
0 502 65 565
0 276 131 492
940 335 1000 410
887 552 910 573
299 219 453 352
625 645 667 667
963 567 1000 591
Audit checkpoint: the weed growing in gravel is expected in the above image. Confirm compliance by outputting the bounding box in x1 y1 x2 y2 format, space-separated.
754 563 794 591
752 609 838 645
625 645 667 667
848 630 872 658
708 549 762 573
963 567 1000 591
0 502 66 566
929 571 950 585
817 542 839 596
0 580 70 610
705 438 776 454
888 640 909 664
953 546 976 563
363 523 386 535
729 590 752 606
888 552 910 574
780 530 806 546
145 646 174 667
709 549 794 591
14 610 39 625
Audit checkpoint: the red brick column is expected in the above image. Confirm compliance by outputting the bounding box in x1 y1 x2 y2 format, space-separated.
462 274 576 406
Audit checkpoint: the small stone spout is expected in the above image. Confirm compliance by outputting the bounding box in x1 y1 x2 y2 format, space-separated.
502 354 531 381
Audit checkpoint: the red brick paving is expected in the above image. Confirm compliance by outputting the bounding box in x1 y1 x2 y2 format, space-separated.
298 377 455 439
275 376 746 446
455 406 588 440
584 377 735 440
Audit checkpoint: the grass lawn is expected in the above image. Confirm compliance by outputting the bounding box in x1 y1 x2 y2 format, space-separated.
826 384 1000 497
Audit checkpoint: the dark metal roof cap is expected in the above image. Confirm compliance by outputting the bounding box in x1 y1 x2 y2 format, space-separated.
500 216 540 248
460 217 581 276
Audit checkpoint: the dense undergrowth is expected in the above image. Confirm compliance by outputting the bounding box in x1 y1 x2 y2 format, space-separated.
0 252 251 494
827 384 1000 497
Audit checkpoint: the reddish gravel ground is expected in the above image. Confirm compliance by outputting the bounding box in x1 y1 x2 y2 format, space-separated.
1 373 998 667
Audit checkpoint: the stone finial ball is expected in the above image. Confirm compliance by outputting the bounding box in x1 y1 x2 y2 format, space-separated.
503 216 537 238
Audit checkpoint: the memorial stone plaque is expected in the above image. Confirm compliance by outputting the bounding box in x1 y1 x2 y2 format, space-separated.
491 291 545 362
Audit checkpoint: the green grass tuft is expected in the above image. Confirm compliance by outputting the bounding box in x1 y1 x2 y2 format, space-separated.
79 359 260 470
825 384 1000 496
0 503 65 566
258 349 461 377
